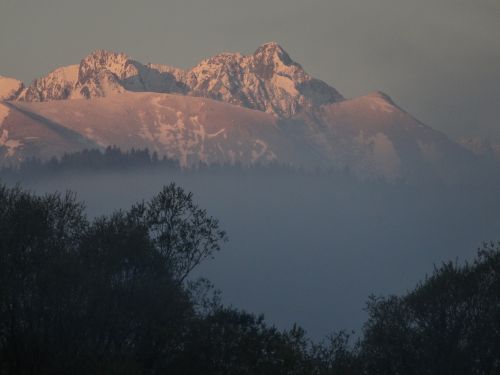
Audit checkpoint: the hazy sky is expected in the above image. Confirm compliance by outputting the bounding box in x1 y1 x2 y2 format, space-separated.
1 0 499 140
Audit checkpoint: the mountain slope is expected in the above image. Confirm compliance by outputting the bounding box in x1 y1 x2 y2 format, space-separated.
1 90 475 181
182 42 343 117
312 92 476 181
14 43 342 118
0 101 96 162
0 43 480 181
4 92 322 168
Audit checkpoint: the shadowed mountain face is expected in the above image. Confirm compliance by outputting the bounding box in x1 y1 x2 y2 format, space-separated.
0 43 481 181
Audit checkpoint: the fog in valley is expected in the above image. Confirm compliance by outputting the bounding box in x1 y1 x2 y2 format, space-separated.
4 166 498 339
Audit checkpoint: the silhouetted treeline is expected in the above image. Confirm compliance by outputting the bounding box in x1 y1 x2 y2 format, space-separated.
361 243 500 374
1 183 500 374
0 146 357 183
0 183 356 375
1 147 177 178
2 147 500 190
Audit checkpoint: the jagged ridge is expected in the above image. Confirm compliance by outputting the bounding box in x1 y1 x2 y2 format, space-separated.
9 42 343 118
0 43 481 182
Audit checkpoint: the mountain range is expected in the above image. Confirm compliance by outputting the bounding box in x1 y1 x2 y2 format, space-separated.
0 42 483 181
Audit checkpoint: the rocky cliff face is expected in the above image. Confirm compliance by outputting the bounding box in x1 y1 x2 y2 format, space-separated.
183 42 343 117
18 65 79 101
12 43 343 118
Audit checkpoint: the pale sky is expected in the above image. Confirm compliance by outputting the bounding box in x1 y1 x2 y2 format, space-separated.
1 0 499 140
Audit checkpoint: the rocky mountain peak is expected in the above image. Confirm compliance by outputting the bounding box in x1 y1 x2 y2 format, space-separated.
250 42 305 83
78 50 131 78
254 42 289 58
4 43 344 117
83 49 128 61
252 42 295 69
184 43 343 117
16 65 79 101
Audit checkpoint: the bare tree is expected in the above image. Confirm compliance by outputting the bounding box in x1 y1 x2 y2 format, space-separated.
130 183 227 282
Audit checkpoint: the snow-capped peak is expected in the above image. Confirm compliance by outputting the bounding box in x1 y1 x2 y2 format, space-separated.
74 50 137 99
253 42 295 68
7 43 344 117
183 42 343 117
78 50 131 80
16 65 79 101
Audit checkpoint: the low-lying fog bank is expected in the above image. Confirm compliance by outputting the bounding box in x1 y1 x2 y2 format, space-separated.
3 167 499 338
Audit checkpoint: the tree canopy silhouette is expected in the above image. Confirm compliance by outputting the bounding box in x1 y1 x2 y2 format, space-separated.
360 243 500 374
0 183 223 374
2 182 500 374
129 183 227 282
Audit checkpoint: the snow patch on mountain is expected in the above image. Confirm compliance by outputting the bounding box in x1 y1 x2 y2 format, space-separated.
0 103 22 157
0 76 24 100
6 92 309 169
0 130 22 157
369 133 401 177
0 104 9 126
145 96 230 166
251 139 276 162
349 131 401 178
364 92 397 114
